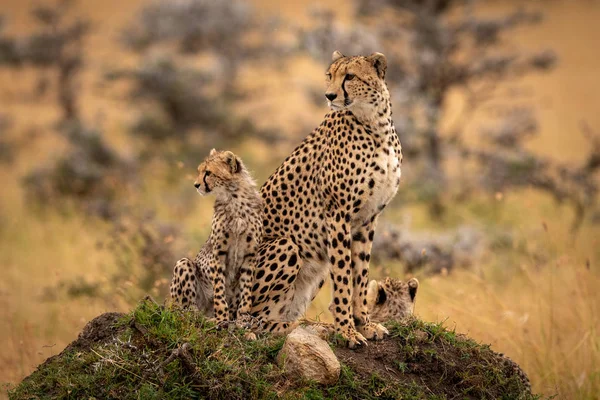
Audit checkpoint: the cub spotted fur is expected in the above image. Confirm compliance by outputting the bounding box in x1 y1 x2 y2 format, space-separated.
169 149 262 330
325 277 418 323
367 277 419 323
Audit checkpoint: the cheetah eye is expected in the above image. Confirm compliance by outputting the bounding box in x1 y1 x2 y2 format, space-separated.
205 170 212 176
345 73 355 81
326 72 332 80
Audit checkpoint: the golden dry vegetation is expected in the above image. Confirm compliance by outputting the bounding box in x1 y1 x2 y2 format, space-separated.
1 0 599 399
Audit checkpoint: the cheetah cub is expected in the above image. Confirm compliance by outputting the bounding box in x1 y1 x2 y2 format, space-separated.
169 149 263 330
366 277 419 323
323 277 419 334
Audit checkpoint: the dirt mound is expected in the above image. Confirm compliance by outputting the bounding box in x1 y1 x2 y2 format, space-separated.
334 326 530 398
9 299 534 400
64 312 126 353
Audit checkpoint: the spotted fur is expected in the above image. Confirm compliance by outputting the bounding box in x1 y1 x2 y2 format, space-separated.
169 149 262 330
366 277 419 323
246 51 403 348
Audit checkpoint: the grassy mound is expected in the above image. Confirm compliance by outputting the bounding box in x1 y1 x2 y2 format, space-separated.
9 299 537 399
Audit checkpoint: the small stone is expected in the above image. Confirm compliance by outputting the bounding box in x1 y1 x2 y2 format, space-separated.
414 330 428 342
277 327 341 385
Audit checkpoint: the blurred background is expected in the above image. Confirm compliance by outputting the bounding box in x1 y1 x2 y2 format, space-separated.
0 0 599 398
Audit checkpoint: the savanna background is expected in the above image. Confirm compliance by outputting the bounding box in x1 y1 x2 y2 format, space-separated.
0 0 599 398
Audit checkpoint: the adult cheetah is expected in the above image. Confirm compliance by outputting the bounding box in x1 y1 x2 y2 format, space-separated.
248 51 403 348
169 149 262 330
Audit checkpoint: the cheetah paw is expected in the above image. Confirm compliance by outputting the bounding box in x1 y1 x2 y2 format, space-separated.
337 327 368 349
243 331 257 341
358 322 389 341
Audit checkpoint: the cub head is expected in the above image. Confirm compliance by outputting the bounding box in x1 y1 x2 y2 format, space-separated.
325 51 389 118
366 277 419 323
193 149 244 196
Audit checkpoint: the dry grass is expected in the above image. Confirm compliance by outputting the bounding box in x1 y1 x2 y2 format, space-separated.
419 259 599 398
0 172 126 388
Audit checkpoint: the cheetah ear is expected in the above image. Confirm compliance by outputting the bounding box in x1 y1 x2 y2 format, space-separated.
209 148 218 156
223 151 242 174
408 278 419 301
332 50 345 62
368 52 387 79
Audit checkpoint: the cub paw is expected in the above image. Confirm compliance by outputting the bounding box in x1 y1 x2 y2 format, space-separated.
235 313 255 330
357 322 389 341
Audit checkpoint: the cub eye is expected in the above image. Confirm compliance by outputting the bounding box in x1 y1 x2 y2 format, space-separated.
346 73 355 80
205 170 212 176
326 72 332 80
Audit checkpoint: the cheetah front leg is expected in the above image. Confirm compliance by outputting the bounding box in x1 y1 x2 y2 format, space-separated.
351 219 388 340
327 210 367 349
234 254 256 330
209 249 229 326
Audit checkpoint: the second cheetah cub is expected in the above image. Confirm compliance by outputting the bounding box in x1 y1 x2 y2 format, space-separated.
169 149 263 331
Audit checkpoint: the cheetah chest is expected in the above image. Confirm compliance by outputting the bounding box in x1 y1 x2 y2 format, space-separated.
225 217 254 269
356 145 402 224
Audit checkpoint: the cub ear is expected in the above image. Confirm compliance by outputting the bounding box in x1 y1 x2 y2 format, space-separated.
368 280 388 306
408 278 419 301
223 151 242 174
368 52 387 79
366 280 379 306
376 283 388 305
332 50 345 62
209 148 218 156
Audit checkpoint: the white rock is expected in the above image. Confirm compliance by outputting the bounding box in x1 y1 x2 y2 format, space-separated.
277 326 341 385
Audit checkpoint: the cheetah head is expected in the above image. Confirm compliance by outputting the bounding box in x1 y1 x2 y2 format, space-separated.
194 149 244 196
366 277 419 323
325 51 389 118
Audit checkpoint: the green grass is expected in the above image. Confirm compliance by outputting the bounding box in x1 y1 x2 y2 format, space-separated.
8 299 541 399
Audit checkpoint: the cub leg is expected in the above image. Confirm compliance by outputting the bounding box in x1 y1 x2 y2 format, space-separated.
209 249 229 325
234 254 257 329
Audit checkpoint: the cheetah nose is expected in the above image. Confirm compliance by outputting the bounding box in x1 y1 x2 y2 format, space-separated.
194 183 200 189
325 93 337 101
